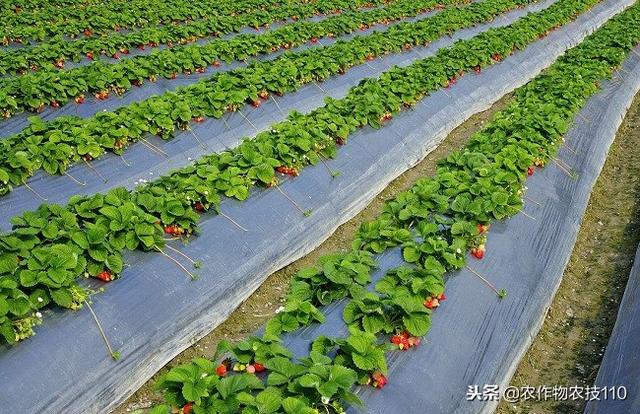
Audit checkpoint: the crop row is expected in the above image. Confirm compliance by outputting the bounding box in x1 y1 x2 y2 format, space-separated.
0 0 535 198
0 0 302 44
0 0 389 74
0 0 608 345
0 0 111 14
0 0 462 114
147 4 640 413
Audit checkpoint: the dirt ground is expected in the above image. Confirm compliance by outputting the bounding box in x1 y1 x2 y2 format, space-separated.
114 96 516 413
496 93 640 413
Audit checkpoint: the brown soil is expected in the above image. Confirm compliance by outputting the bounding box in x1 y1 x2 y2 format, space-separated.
114 96 515 413
496 92 640 413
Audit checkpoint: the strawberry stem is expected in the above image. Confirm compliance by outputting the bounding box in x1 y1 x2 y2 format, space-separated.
65 171 86 186
85 300 119 360
218 210 249 232
563 142 578 155
524 195 541 206
274 183 311 217
509 205 536 221
318 153 341 178
82 157 108 183
237 109 259 132
465 265 506 299
119 153 132 167
139 137 168 157
552 158 577 179
21 179 47 201
164 244 198 266
189 129 210 151
313 81 327 94
221 114 231 131
155 246 198 280
270 95 286 117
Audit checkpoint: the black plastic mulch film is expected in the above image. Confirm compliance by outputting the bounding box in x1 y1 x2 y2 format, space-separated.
585 243 640 414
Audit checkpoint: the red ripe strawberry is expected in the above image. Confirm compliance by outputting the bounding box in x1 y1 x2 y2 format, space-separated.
216 364 227 376
336 137 345 146
112 52 120 59
137 44 145 50
311 37 318 43
390 335 403 345
86 52 94 60
164 225 174 235
74 95 85 104
436 293 446 302
423 297 439 309
400 337 410 350
194 201 205 212
371 371 387 389
471 248 484 260
253 362 265 372
527 166 534 176
83 154 93 161
170 72 177 79
474 66 481 74
96 270 112 282
50 100 59 108
183 402 193 414
121 48 129 55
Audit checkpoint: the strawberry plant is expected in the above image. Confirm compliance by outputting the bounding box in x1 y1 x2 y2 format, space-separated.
0 0 459 103
0 0 536 195
0 0 357 43
0 0 616 346
0 0 393 74
142 5 640 412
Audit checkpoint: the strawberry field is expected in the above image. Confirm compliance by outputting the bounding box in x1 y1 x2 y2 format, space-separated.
0 0 639 413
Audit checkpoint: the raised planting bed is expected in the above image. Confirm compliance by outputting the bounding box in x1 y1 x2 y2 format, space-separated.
145 6 640 413
585 242 640 414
